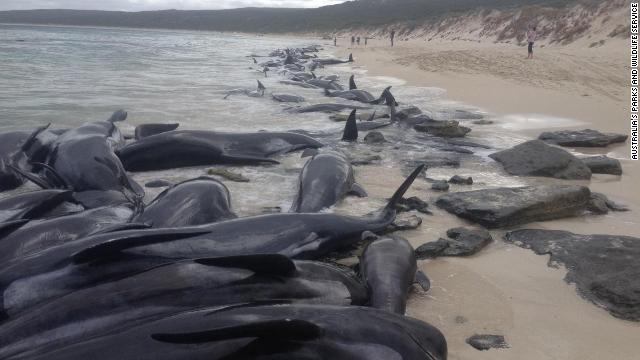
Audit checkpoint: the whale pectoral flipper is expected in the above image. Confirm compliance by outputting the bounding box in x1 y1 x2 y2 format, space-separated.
348 183 368 198
91 222 153 236
415 270 431 292
71 229 211 264
194 254 296 276
284 232 328 259
221 154 280 165
151 319 322 344
8 164 54 189
0 219 30 238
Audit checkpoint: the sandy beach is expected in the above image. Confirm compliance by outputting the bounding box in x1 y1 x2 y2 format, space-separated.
335 38 640 359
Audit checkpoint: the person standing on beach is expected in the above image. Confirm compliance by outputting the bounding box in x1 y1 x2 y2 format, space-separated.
357 37 360 46
527 26 537 59
365 37 368 46
351 36 355 46
334 37 337 46
390 30 395 47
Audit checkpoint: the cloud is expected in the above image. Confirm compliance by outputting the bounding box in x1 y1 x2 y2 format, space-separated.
0 0 346 11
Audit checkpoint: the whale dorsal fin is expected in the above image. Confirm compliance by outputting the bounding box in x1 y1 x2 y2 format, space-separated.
151 319 322 344
349 75 357 90
194 254 296 277
341 109 358 142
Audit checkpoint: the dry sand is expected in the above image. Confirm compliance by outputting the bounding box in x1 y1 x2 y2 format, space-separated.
334 38 640 359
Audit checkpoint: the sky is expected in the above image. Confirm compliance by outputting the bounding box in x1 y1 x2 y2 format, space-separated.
0 0 347 11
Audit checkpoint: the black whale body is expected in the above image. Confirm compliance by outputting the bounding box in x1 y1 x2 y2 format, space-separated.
0 256 368 359
135 177 236 228
23 304 447 360
117 130 324 172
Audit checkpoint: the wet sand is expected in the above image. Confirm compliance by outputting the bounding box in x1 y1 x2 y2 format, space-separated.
333 38 640 359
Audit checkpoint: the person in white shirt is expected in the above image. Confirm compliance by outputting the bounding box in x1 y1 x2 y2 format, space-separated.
527 26 537 59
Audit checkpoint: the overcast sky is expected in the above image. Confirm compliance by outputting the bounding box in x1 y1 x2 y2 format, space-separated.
0 0 347 11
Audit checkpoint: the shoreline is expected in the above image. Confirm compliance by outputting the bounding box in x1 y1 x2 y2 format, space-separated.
331 38 640 359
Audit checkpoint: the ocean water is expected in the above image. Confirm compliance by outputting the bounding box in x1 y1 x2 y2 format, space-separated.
0 24 528 214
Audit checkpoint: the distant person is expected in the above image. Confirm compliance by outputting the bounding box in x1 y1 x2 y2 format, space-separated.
365 37 368 46
527 26 537 59
334 37 337 46
351 36 355 46
390 30 396 47
357 37 360 46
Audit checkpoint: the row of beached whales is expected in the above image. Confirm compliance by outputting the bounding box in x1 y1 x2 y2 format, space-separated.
0 45 448 359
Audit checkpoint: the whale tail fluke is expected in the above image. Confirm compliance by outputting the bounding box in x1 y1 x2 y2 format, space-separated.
107 109 128 123
21 123 51 153
342 109 358 142
8 164 55 190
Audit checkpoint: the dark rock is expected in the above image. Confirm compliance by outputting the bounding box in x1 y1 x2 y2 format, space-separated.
395 106 423 120
489 140 592 180
415 239 449 258
387 214 423 232
364 131 386 144
414 119 472 138
395 196 432 215
412 155 461 168
473 119 494 125
436 185 592 228
351 154 382 166
587 194 609 215
447 139 492 149
416 227 492 259
466 335 510 351
592 192 629 212
207 168 250 182
431 180 450 192
539 129 628 147
505 229 640 321
581 155 622 175
301 148 319 158
144 179 173 188
449 175 473 185
436 145 474 154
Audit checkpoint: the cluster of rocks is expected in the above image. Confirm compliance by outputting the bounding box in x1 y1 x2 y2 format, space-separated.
395 196 432 215
416 227 492 259
414 119 472 138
